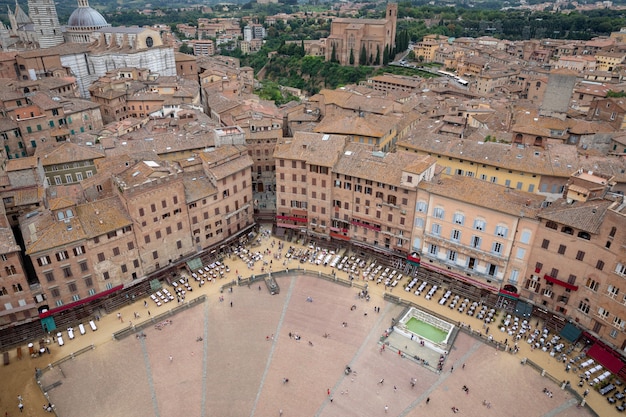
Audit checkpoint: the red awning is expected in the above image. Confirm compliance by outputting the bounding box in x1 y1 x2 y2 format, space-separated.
544 274 578 291
276 215 307 223
39 284 123 318
498 289 520 299
587 343 625 374
330 232 350 241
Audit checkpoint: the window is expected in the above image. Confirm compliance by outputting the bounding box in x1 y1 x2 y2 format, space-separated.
431 223 441 236
471 236 481 248
598 307 609 320
152 251 158 260
509 269 519 285
73 246 85 256
51 288 60 298
79 262 88 272
433 207 444 219
615 263 626 276
577 231 590 240
121 264 127 273
516 248 526 260
113 247 120 256
453 213 465 225
428 244 438 255
546 221 558 230
37 255 51 266
448 250 457 261
63 267 72 278
451 229 461 242
44 272 54 282
586 278 599 292
492 242 503 254
103 271 110 280
550 268 559 278
144 235 150 244
84 277 93 287
127 241 134 250
610 226 617 238
578 299 590 314
414 218 424 228
473 219 485 231
495 225 508 237
613 316 624 330
596 260 605 271
97 253 105 262
576 250 585 261
416 201 427 212
608 285 619 298
541 239 550 249
56 250 69 261
561 226 573 235
557 245 566 255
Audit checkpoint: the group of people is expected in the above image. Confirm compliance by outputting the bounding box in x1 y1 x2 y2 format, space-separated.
542 387 554 398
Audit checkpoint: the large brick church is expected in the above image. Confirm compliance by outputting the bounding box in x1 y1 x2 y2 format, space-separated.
325 3 397 66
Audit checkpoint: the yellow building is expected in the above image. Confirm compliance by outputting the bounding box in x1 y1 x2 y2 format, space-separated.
396 133 575 198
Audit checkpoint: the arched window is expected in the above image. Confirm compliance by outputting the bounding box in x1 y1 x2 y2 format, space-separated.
545 221 558 230
561 226 573 235
577 231 590 240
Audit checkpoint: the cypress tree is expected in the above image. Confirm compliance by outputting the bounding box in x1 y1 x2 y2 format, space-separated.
359 45 367 65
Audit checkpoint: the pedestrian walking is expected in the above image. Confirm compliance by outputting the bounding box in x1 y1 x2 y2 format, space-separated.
384 405 388 413
450 366 454 373
18 403 23 413
378 378 384 385
17 395 22 402
230 301 233 307
426 397 430 404
327 388 331 396
144 300 148 308
462 363 466 370
169 355 173 363
279 409 283 416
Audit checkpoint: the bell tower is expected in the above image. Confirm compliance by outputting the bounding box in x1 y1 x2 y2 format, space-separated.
386 3 398 52
27 0 63 48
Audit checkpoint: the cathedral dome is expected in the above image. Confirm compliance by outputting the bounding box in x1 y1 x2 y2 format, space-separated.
67 5 108 29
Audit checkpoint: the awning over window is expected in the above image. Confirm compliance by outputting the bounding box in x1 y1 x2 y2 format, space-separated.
587 343 625 374
186 258 203 272
514 300 533 318
559 322 582 343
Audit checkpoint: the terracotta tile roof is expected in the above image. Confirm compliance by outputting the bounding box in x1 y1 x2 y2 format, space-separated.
13 187 42 205
273 132 348 167
116 160 175 188
420 175 544 217
313 113 398 137
0 226 20 254
538 198 615 234
75 197 133 238
28 91 62 110
48 197 75 211
199 145 253 180
5 156 36 171
25 213 87 254
39 142 105 166
397 133 580 177
334 144 427 186
183 172 217 203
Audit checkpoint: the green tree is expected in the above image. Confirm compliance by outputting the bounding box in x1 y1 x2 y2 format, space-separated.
383 44 390 65
179 43 193 55
331 44 337 63
359 45 367 65
375 45 380 65
349 48 354 65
